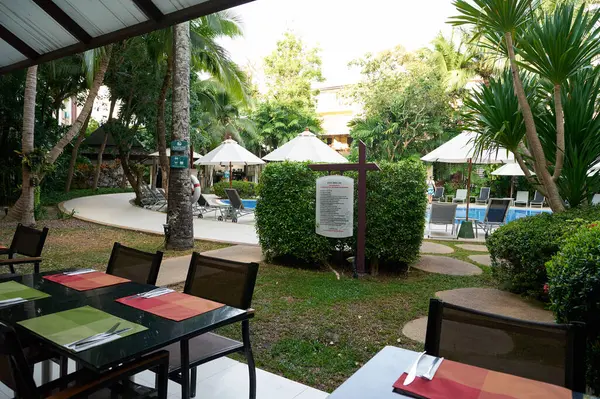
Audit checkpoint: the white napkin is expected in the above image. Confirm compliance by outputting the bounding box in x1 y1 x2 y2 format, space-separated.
406 354 443 380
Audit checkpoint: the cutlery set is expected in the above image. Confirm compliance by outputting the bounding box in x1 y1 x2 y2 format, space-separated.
65 322 131 352
403 351 444 386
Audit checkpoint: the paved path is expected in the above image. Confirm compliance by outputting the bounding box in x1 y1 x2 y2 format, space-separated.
420 241 454 254
61 193 259 245
413 255 482 276
456 244 488 252
468 254 492 266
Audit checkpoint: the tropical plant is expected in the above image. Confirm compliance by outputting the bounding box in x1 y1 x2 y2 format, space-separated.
431 32 478 94
451 0 600 212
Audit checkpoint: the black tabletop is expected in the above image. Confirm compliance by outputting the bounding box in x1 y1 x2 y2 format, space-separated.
0 273 251 371
328 346 595 399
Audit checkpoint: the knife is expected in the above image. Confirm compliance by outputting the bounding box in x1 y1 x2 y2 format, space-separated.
404 351 427 386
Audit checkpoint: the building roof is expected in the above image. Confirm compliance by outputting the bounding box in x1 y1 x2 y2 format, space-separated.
0 0 252 75
83 123 144 149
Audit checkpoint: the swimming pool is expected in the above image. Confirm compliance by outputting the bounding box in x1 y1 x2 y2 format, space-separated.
219 199 257 209
427 205 550 223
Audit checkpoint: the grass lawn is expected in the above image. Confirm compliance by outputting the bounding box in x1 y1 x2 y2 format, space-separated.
1 207 497 393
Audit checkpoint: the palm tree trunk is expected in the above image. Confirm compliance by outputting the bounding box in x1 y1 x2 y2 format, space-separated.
504 32 564 212
167 22 194 250
157 55 172 195
47 45 113 165
8 66 38 225
552 84 565 181
93 96 116 190
65 113 91 192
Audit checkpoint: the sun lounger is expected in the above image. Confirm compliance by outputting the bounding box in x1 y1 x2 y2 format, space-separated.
592 193 600 206
475 187 490 205
530 191 545 208
475 198 512 238
514 191 529 207
453 189 468 204
224 189 254 223
428 203 458 238
195 194 228 219
432 187 444 202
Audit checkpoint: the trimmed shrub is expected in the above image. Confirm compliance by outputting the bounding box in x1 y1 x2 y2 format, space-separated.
255 162 331 264
365 160 427 266
212 180 256 199
547 223 600 392
487 206 600 299
255 160 427 269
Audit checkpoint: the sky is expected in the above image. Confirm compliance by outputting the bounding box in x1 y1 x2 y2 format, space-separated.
221 0 458 88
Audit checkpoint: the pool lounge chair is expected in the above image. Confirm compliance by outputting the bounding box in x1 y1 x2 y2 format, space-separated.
592 193 600 206
475 187 490 205
195 194 228 220
514 191 529 207
432 187 444 202
475 198 512 238
428 203 458 238
453 189 468 203
530 191 545 208
225 188 254 223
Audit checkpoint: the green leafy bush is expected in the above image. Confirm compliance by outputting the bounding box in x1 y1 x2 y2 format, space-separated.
255 162 331 264
365 160 427 266
255 160 427 269
487 206 600 299
547 223 600 392
212 181 256 199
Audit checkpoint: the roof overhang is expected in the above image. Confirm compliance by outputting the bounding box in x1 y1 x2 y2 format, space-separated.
0 0 253 75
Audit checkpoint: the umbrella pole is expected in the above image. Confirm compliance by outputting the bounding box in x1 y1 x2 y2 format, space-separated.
465 159 472 221
510 176 514 198
458 159 476 239
229 161 232 188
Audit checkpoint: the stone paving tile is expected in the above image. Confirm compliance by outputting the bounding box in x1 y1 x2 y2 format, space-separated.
420 241 454 254
468 254 492 266
413 255 482 276
456 244 488 252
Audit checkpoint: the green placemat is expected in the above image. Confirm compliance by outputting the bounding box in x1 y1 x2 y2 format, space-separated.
18 306 147 347
0 281 50 301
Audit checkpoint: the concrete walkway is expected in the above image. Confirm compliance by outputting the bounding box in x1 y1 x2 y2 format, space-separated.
61 193 259 245
413 255 483 276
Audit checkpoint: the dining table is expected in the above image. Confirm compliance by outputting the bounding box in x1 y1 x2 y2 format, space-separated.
0 271 253 397
328 346 596 399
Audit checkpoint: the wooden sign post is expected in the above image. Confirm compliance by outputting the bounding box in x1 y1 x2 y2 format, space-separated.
309 141 379 275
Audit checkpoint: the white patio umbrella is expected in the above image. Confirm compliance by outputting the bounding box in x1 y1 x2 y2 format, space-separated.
194 138 265 187
492 163 535 197
149 149 203 159
262 129 349 163
421 132 513 223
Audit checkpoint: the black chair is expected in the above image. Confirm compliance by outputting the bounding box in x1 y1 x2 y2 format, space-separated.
424 298 586 392
224 189 254 223
432 187 444 202
0 223 49 274
0 321 169 398
157 253 259 399
106 242 163 285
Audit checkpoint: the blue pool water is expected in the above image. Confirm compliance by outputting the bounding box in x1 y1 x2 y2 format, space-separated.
427 206 550 223
219 199 257 209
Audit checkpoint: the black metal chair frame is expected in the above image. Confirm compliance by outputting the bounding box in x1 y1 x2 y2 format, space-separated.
424 298 587 392
161 252 259 399
0 223 48 274
105 242 163 285
0 321 169 398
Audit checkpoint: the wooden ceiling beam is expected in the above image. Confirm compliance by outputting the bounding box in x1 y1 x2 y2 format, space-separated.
32 0 92 44
131 0 165 22
0 25 39 60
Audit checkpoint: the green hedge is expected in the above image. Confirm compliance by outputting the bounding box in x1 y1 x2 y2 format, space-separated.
487 206 600 299
255 160 427 269
547 223 600 392
212 181 256 198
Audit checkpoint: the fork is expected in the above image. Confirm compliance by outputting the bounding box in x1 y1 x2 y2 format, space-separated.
66 322 120 348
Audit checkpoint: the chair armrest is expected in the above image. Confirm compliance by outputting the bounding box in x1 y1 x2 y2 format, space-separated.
0 257 42 266
44 350 169 399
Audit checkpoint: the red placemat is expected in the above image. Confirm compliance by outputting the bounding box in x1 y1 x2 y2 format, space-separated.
43 272 129 291
393 359 573 399
116 292 225 321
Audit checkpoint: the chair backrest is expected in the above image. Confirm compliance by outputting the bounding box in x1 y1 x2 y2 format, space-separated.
532 190 545 203
199 194 210 207
106 242 163 285
516 191 529 203
477 187 490 201
0 322 39 398
455 189 467 200
433 187 444 199
430 203 457 224
484 199 511 223
10 224 49 257
225 189 245 210
592 193 600 205
184 252 259 310
424 299 586 392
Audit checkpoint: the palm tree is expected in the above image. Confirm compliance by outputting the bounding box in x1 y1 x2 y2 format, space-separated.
451 0 600 212
431 32 477 93
147 11 249 193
